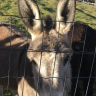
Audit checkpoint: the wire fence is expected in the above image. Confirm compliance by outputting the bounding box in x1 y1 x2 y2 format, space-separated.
76 0 96 5
0 5 96 96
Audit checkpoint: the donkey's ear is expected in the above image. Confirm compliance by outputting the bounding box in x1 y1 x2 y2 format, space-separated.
18 0 43 39
55 0 76 36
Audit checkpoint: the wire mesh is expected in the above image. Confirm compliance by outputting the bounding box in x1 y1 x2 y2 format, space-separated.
0 3 96 96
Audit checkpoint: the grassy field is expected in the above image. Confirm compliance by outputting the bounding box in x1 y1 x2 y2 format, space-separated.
0 0 96 96
0 0 96 31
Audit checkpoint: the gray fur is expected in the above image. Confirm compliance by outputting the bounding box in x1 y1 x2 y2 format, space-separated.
0 0 76 96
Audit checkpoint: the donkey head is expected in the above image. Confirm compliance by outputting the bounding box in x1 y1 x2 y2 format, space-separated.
18 0 76 96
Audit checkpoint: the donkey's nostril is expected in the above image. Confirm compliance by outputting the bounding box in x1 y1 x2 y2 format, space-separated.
63 56 69 66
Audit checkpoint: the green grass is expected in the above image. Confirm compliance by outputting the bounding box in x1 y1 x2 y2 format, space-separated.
0 0 96 30
0 0 96 96
75 2 96 30
3 88 12 96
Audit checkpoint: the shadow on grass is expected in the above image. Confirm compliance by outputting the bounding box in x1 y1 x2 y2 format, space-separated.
43 8 55 13
35 0 46 7
76 8 96 20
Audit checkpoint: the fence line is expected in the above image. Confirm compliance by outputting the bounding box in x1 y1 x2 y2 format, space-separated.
0 14 96 96
76 0 96 6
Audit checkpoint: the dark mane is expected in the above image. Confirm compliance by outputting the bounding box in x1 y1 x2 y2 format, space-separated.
68 21 96 96
44 15 53 32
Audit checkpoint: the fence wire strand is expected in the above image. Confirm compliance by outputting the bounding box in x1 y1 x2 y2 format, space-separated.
0 14 96 96
74 23 88 96
7 15 12 96
36 19 44 96
85 47 96 96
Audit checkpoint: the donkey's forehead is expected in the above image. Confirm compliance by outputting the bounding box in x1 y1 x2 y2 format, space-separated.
31 29 71 51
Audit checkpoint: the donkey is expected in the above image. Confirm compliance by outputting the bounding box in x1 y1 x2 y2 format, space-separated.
68 21 96 96
0 0 76 96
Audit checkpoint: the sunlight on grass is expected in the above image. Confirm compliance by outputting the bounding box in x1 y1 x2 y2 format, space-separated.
0 0 96 30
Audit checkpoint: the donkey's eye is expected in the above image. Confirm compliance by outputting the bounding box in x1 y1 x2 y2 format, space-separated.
63 56 69 66
32 60 37 66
